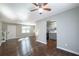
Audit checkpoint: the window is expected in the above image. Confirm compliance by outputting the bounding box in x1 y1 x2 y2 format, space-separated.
22 26 31 33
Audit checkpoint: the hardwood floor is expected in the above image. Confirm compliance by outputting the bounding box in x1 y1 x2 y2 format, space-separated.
0 37 78 56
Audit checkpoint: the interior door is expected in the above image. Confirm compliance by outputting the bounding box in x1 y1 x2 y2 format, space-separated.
7 25 16 40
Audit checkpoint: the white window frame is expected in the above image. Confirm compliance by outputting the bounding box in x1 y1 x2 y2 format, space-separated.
22 26 31 33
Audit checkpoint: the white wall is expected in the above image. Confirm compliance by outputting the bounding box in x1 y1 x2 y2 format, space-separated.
53 7 79 55
35 20 47 44
36 7 79 55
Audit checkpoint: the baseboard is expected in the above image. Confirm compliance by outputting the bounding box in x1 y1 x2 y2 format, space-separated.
57 46 79 55
0 40 6 46
2 40 6 43
36 40 47 45
7 37 20 40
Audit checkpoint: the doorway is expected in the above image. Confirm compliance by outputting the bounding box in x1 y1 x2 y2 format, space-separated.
47 21 57 48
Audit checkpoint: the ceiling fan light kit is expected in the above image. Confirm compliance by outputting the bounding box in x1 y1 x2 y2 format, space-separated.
38 8 43 14
30 3 51 14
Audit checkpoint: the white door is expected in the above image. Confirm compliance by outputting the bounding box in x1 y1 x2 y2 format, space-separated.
7 25 16 40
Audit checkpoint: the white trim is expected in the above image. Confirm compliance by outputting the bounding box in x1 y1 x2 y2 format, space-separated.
2 40 6 43
7 37 20 40
0 40 6 46
2 41 6 43
0 43 1 46
36 40 47 44
57 46 79 55
0 42 2 46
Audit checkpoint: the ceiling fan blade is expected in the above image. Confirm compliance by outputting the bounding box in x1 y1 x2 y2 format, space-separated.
30 9 38 12
43 3 48 6
32 3 38 6
43 8 51 11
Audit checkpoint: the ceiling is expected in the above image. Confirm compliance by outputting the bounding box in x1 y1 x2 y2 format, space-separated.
0 3 79 25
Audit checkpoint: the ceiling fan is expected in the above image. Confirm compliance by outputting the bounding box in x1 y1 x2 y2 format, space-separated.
30 3 51 14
